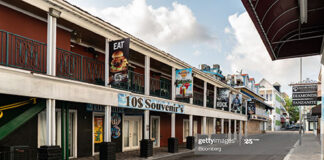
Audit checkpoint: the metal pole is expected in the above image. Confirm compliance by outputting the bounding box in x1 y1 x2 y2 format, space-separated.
66 104 69 160
299 58 302 145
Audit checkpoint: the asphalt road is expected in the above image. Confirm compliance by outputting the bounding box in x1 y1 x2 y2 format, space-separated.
159 132 299 160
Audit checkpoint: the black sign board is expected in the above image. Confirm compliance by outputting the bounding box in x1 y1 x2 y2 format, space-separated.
307 116 318 122
292 93 318 99
292 99 317 106
109 38 130 85
292 85 317 93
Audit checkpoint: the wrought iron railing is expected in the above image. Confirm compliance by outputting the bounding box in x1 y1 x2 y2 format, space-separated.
193 91 204 106
206 96 214 108
150 77 171 99
111 70 144 94
0 30 47 73
56 48 105 85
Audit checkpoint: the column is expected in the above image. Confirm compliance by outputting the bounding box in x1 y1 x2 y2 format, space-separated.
213 117 216 134
213 86 217 109
239 120 243 135
144 55 150 95
202 116 207 135
190 78 194 104
104 106 111 142
187 115 194 149
228 119 231 138
40 8 61 159
45 99 52 146
169 113 178 153
171 67 176 101
245 121 248 137
189 115 193 136
221 118 224 134
144 110 150 139
203 81 207 107
105 38 110 86
234 120 237 139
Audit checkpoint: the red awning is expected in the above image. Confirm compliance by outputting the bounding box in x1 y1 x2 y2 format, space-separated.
242 0 324 60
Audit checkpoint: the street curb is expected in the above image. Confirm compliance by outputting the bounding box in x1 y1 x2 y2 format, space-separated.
283 139 299 160
149 150 194 160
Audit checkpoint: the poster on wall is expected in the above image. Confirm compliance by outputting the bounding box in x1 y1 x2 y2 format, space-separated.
111 113 121 139
109 38 130 85
231 94 242 112
216 88 230 108
94 117 103 144
175 68 193 98
247 100 255 115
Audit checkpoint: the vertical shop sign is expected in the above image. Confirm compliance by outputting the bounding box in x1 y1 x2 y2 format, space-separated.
111 113 121 139
231 94 242 112
109 38 130 85
175 68 193 98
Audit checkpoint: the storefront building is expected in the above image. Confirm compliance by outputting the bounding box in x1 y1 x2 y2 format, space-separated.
0 1 249 159
226 73 273 134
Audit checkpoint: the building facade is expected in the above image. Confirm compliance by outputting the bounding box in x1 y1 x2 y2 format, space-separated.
226 73 272 134
259 79 286 131
0 1 249 159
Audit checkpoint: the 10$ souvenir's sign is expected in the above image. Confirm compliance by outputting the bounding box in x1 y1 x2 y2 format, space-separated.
118 93 184 113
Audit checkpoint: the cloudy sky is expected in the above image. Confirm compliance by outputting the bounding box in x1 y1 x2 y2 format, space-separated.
66 0 321 96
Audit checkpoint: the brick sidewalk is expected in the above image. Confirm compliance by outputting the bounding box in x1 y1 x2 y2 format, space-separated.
284 133 321 160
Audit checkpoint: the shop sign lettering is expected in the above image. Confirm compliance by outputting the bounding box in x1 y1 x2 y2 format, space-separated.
118 93 184 114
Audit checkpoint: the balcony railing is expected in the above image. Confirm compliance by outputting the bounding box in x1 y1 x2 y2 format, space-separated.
111 70 144 94
150 77 171 99
0 30 47 73
206 96 214 108
176 97 190 103
56 48 105 85
193 91 203 106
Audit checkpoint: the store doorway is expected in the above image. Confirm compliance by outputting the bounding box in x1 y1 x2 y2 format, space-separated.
123 116 142 151
151 116 160 147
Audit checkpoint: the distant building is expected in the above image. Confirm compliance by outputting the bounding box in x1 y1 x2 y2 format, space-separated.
259 79 288 131
226 73 273 134
200 64 226 82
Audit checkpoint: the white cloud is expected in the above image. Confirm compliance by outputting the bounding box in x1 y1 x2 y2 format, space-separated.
226 12 321 95
75 0 217 52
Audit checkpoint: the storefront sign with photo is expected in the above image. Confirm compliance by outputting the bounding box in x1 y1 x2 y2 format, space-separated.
247 101 255 115
118 93 184 113
111 113 121 139
175 68 193 98
216 88 230 108
231 94 242 112
109 38 130 85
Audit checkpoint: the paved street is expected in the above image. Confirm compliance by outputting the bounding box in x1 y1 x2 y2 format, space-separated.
157 132 299 160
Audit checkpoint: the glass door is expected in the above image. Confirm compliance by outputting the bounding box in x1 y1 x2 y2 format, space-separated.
151 116 160 147
123 116 142 151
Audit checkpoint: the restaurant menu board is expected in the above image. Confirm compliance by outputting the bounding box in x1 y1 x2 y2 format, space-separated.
216 88 230 109
175 68 193 98
109 38 130 85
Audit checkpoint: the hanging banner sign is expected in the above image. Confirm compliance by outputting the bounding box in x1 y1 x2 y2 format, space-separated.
231 94 242 112
216 88 230 108
109 38 130 85
118 93 184 113
292 93 317 99
247 101 255 115
292 85 317 93
175 68 193 98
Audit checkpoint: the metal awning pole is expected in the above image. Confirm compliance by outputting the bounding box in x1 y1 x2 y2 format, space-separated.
299 58 302 145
